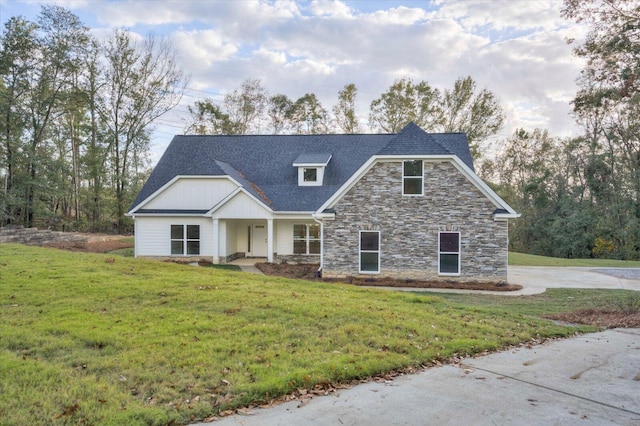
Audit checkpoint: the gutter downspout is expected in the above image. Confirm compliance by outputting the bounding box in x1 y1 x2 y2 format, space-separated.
312 214 323 277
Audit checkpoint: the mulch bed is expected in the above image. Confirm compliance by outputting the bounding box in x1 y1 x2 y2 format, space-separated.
256 262 523 292
545 309 640 328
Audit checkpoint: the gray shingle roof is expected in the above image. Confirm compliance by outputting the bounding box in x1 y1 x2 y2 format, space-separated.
130 123 473 213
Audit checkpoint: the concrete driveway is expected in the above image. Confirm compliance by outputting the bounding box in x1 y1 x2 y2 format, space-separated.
201 328 640 425
507 266 640 295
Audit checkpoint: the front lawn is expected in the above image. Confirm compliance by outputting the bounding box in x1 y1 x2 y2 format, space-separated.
0 244 596 425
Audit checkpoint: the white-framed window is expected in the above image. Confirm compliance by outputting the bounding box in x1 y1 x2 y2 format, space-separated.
171 224 200 255
438 231 460 275
293 224 320 254
359 231 380 273
403 160 423 195
303 168 317 183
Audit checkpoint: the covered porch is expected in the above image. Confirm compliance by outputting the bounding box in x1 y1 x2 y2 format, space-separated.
210 217 322 265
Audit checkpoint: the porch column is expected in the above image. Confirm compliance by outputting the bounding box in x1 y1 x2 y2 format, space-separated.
212 218 219 264
267 218 274 263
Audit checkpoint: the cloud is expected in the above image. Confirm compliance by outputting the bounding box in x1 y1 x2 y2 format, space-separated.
308 0 354 18
171 29 238 67
433 0 564 32
5 0 588 161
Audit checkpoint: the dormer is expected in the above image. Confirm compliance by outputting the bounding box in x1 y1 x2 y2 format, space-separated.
293 153 332 186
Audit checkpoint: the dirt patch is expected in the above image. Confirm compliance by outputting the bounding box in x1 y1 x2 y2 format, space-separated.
545 309 640 328
255 263 523 292
45 234 133 253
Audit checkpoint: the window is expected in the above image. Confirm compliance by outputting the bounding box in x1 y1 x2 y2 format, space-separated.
303 168 317 183
403 160 423 195
171 224 200 255
439 232 460 275
359 231 380 273
293 224 320 254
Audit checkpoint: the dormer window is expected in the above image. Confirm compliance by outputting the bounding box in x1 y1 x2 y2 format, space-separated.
303 167 318 183
293 153 332 186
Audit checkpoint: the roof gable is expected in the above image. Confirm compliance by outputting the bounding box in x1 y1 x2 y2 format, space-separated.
377 122 474 171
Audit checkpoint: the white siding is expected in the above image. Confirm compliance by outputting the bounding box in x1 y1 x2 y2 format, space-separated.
213 192 272 219
274 220 319 255
135 217 213 257
144 178 237 210
225 220 238 255
234 221 251 253
276 220 296 255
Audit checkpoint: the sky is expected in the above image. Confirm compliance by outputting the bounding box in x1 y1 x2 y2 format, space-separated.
1 0 587 164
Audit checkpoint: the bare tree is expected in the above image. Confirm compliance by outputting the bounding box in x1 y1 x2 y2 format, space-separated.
100 29 187 232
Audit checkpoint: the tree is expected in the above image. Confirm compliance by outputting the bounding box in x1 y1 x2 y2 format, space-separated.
332 83 360 133
288 93 330 134
267 94 293 134
185 79 267 135
494 129 593 257
562 0 640 259
0 6 90 227
100 29 186 232
439 76 504 158
369 76 503 158
0 17 39 225
369 77 441 133
185 99 234 135
223 78 267 134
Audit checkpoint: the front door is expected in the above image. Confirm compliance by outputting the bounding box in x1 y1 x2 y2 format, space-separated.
251 224 267 257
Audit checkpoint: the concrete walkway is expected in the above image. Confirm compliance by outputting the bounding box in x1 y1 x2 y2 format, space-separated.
361 266 640 296
229 257 266 275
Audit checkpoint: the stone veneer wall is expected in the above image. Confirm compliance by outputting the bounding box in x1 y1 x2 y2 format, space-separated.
274 254 320 264
322 161 509 282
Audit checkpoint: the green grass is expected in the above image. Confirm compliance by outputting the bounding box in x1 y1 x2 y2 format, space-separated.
0 244 601 425
509 251 640 267
434 288 639 318
199 263 242 272
108 247 134 257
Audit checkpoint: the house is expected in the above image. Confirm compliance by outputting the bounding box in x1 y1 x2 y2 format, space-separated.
127 122 518 282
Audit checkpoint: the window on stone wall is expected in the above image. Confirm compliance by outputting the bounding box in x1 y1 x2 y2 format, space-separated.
171 224 200 255
359 231 380 273
403 160 423 195
293 224 320 254
439 232 460 275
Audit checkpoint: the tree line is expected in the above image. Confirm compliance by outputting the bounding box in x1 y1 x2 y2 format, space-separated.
0 6 186 232
0 5 504 233
1 1 638 261
185 76 503 159
487 0 640 260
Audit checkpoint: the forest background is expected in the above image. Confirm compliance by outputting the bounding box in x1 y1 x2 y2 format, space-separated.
1 0 638 260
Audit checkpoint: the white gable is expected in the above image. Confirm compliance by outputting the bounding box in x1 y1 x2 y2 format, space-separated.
211 191 272 219
143 177 237 210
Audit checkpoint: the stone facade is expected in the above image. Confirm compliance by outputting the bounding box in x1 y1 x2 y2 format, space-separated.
322 160 508 282
274 253 320 264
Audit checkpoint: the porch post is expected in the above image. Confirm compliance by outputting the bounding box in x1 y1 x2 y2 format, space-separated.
212 218 219 264
267 218 274 263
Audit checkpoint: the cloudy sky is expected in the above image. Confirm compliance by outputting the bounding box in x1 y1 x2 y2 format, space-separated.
2 0 587 163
